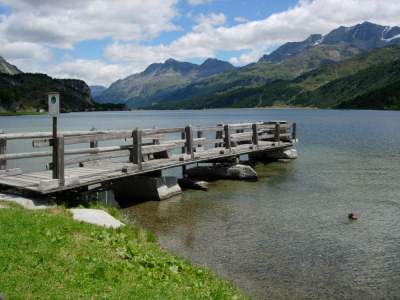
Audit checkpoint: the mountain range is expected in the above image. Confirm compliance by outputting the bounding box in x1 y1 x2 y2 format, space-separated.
94 58 234 108
94 21 400 110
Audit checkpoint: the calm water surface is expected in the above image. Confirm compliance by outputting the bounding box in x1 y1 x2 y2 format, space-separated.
2 109 400 299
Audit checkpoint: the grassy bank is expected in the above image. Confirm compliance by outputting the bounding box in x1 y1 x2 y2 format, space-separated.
0 202 248 299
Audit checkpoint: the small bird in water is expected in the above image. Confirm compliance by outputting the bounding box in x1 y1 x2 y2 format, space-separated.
348 213 358 220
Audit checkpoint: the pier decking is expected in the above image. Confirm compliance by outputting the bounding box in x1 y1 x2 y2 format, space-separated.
0 121 297 195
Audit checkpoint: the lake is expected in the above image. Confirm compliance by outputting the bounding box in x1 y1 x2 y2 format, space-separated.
2 109 400 299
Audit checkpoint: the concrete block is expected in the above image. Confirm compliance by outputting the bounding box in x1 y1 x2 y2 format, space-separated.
112 176 182 201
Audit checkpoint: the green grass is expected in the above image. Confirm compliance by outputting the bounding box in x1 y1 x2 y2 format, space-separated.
0 205 248 299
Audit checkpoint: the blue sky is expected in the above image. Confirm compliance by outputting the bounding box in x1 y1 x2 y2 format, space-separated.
0 0 399 87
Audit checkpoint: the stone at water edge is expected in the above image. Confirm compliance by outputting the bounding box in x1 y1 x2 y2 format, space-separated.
178 178 210 190
186 164 258 180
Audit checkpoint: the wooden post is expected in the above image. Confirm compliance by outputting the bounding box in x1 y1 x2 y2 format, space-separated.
90 127 98 148
197 130 203 148
133 128 142 171
215 123 223 148
0 129 6 170
152 126 160 145
181 132 186 154
224 124 231 151
185 125 194 159
56 135 65 186
274 122 281 144
181 131 187 176
292 122 297 140
52 117 58 179
252 123 259 148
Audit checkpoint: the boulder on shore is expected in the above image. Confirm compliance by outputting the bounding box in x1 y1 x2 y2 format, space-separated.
186 164 258 180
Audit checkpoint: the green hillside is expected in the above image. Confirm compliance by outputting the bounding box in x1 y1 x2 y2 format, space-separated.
142 45 400 110
153 44 361 105
0 73 128 114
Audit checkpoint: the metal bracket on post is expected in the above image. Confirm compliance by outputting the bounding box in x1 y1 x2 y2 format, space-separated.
133 128 142 171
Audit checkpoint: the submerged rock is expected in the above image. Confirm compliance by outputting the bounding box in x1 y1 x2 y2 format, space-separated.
186 164 258 180
178 178 210 191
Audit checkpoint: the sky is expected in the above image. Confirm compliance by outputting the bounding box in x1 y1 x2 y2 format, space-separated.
0 0 400 87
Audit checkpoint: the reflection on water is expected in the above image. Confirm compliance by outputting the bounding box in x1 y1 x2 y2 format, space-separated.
3 110 400 299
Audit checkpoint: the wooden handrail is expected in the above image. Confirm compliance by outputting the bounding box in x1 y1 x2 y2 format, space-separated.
0 121 298 182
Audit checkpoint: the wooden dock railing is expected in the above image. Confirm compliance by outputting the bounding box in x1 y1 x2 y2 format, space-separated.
0 121 297 190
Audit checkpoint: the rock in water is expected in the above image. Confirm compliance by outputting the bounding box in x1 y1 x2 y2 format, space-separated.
178 178 210 190
186 164 258 180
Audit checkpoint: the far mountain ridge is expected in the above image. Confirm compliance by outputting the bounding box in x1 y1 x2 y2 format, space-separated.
259 21 400 63
94 58 234 107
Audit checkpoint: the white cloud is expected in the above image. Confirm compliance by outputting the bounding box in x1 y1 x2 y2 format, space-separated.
188 0 213 5
2 0 400 86
0 0 180 49
47 59 136 87
193 13 226 32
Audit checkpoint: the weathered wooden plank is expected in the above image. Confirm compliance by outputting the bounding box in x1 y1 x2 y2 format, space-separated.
191 125 223 132
3 130 132 140
63 150 130 166
142 127 185 135
0 150 52 160
0 168 22 177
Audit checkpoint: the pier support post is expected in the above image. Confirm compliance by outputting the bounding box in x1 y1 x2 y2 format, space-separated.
274 123 281 145
252 123 259 149
224 124 231 151
133 128 143 171
0 129 6 170
185 125 194 159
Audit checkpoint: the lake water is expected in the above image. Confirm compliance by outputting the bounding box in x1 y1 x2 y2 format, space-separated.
2 109 400 299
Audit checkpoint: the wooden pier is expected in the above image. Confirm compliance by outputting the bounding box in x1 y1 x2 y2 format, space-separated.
0 121 297 195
